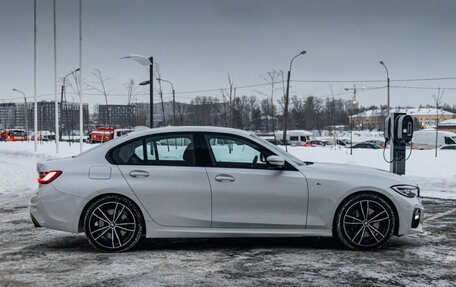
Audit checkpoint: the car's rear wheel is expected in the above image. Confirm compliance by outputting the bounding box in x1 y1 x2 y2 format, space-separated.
335 193 396 250
84 195 143 252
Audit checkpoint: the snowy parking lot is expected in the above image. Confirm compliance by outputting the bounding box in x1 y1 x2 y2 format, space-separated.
0 141 455 286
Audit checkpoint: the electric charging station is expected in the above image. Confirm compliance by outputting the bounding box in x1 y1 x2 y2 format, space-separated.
384 113 414 175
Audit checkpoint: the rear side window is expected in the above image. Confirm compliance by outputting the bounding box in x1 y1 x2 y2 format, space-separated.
109 134 196 166
145 134 195 166
111 139 145 165
290 136 298 141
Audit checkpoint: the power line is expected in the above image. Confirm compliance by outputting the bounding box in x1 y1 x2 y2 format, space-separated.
2 77 456 102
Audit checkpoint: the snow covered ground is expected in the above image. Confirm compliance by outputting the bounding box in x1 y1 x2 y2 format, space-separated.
0 141 455 286
286 146 456 199
0 140 454 200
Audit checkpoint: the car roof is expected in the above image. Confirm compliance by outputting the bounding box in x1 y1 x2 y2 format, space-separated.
128 126 253 138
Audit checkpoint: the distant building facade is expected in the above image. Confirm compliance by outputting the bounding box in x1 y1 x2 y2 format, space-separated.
98 104 137 128
0 101 89 133
350 108 455 130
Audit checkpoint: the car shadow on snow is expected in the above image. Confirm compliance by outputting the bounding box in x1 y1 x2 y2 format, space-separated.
135 236 342 252
28 233 422 253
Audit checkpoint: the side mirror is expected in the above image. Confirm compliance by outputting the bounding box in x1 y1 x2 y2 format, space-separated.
267 155 285 167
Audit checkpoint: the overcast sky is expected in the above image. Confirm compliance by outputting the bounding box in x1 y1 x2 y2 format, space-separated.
1 0 455 111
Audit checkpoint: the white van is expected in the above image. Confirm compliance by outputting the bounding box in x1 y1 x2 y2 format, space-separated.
412 129 456 149
275 130 316 146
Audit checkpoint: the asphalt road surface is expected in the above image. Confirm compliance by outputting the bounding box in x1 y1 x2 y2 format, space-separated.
0 196 455 287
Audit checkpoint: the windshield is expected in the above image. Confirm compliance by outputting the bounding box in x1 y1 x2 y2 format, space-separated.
252 134 305 166
452 136 456 144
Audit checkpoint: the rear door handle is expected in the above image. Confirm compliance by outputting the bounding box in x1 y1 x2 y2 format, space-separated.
129 170 149 178
215 174 235 182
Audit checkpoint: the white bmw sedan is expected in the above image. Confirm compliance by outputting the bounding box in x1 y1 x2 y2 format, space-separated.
30 126 423 252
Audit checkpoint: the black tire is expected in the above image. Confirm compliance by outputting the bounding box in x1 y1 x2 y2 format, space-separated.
334 193 396 250
84 195 143 252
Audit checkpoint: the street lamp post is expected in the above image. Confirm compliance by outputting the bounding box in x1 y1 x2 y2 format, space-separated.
283 50 306 151
12 89 29 142
157 78 176 126
121 55 154 128
60 68 80 141
344 85 358 155
379 61 390 115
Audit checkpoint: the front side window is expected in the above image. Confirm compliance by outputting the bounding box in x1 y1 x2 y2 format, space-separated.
204 134 273 169
145 134 195 166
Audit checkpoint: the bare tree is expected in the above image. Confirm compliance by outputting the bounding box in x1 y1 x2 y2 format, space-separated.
124 78 140 106
433 88 444 157
87 69 112 127
261 70 280 135
227 74 234 127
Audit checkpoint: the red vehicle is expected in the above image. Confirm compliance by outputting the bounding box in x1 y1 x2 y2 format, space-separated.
90 127 132 143
303 140 327 147
0 129 27 142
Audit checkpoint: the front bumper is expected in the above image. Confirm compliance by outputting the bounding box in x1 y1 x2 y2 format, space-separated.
389 190 424 236
30 183 87 233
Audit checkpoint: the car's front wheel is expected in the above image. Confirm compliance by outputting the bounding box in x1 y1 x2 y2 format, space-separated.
84 195 143 252
334 193 396 250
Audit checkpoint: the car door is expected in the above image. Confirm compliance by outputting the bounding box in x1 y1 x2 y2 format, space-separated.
113 133 211 227
202 133 308 229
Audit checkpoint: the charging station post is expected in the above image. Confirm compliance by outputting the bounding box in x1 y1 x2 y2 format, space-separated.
384 112 414 175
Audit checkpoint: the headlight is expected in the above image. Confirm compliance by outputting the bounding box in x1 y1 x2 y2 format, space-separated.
391 185 419 198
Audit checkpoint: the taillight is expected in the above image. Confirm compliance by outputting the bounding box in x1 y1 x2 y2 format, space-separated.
38 171 62 184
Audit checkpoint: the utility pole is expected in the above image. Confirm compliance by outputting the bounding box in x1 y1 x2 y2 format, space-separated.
283 50 306 151
379 61 390 115
79 0 83 152
34 0 37 151
344 85 358 155
60 68 80 141
53 0 59 153
12 89 29 142
156 78 175 126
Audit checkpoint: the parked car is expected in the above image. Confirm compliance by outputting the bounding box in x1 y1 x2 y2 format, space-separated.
352 142 382 149
440 145 456 150
365 140 386 147
265 138 295 146
275 130 316 146
335 139 351 147
31 131 55 142
90 127 133 143
0 129 27 141
303 140 327 147
412 129 456 150
31 126 423 252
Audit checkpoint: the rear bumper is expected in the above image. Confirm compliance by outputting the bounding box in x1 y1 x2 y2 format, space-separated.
30 184 87 233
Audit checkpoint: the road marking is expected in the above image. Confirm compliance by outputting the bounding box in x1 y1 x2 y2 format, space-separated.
425 208 456 222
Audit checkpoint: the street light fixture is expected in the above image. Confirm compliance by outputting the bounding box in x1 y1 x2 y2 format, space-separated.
379 61 390 115
283 50 306 151
59 68 80 141
156 78 176 126
121 54 154 128
12 89 29 142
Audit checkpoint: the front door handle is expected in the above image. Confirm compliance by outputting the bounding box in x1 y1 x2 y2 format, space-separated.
129 170 149 178
215 174 235 182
